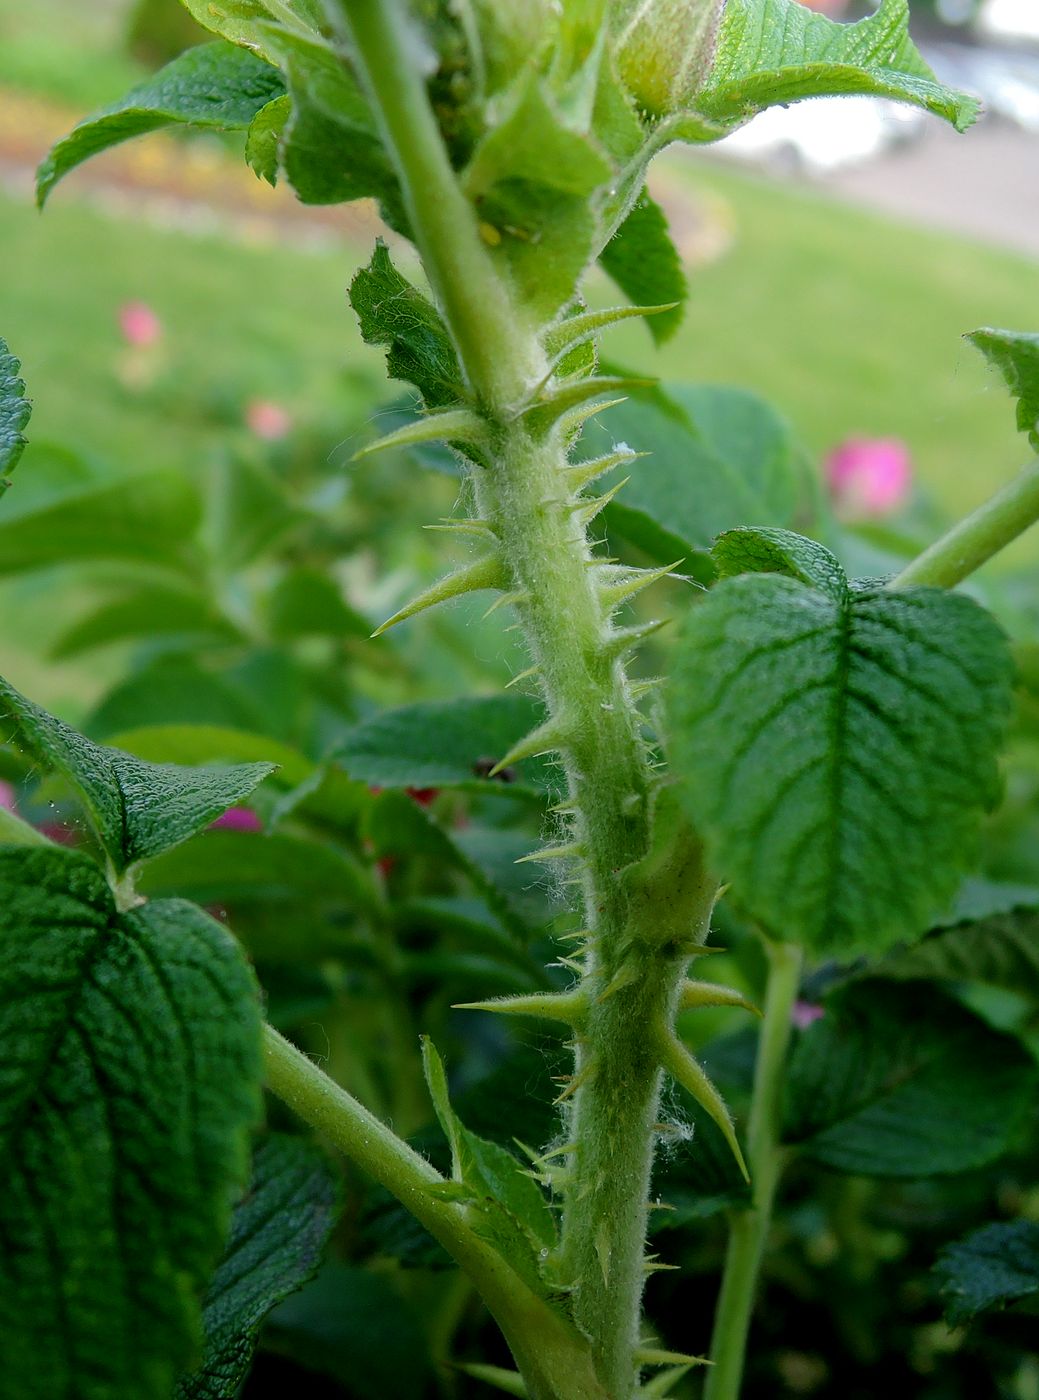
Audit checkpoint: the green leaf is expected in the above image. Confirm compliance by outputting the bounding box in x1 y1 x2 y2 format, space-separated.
877 903 1039 1000
668 554 1014 952
934 1221 1039 1326
598 194 685 344
51 584 240 661
177 1135 338 1400
712 526 848 601
577 382 813 574
349 241 464 409
87 656 263 739
256 26 403 222
37 43 286 205
0 847 262 1400
967 328 1039 452
0 803 50 848
784 982 1036 1176
0 675 275 874
462 76 614 316
245 93 290 185
421 1038 556 1285
694 0 978 135
107 724 314 789
0 471 202 577
0 337 31 485
335 694 551 796
267 567 370 642
178 0 324 57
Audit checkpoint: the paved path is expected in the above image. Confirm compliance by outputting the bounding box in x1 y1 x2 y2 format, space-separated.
825 118 1039 260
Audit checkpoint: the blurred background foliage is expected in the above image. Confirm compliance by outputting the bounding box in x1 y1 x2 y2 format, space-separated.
1 1 1039 1397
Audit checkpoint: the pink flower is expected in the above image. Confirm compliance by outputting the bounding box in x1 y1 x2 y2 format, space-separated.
826 438 912 519
0 780 15 812
210 806 263 833
245 399 293 441
792 1000 825 1030
118 301 162 348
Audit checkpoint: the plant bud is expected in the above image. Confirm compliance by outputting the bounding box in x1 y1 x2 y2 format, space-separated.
612 0 724 118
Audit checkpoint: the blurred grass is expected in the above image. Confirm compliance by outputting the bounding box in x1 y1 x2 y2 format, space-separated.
0 0 144 108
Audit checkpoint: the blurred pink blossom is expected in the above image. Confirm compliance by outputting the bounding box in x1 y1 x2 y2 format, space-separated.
245 399 293 441
119 300 162 348
825 437 912 518
210 806 263 833
792 1000 825 1030
0 780 15 812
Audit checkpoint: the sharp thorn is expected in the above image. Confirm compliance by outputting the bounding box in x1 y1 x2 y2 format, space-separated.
352 408 485 460
680 980 762 1017
372 555 506 636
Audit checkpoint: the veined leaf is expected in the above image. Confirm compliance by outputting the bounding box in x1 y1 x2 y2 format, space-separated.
335 694 551 796
0 848 263 1400
693 0 978 134
785 982 1036 1176
349 241 464 409
0 675 275 875
37 43 286 205
598 194 685 345
668 538 1013 951
876 902 1039 1000
935 1221 1039 1326
177 1135 338 1400
0 337 31 485
175 0 325 57
967 328 1039 451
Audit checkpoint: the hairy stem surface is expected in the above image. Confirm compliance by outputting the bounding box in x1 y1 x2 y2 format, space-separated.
704 939 803 1400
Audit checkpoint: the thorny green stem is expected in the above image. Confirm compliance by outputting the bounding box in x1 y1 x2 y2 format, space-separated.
325 2 713 1394
704 940 803 1400
890 455 1039 590
263 1026 608 1400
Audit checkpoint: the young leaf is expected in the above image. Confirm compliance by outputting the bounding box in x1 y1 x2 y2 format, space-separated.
0 847 263 1400
0 675 275 875
245 93 290 185
421 1038 556 1285
335 694 551 795
349 241 465 409
668 546 1014 952
934 1221 1039 1327
597 194 685 344
784 982 1036 1176
967 328 1039 451
37 43 286 205
462 76 614 316
712 525 848 601
178 0 324 56
0 337 31 486
177 1135 339 1400
693 0 978 135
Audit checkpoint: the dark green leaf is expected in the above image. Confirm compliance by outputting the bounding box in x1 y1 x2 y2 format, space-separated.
967 328 1039 452
0 848 262 1400
37 43 285 205
668 565 1014 952
86 657 264 740
0 337 31 484
694 0 977 135
934 1220 1039 1326
267 1264 432 1398
177 1135 339 1400
877 904 1039 1000
1 676 275 874
784 982 1036 1176
711 526 848 601
335 694 550 795
349 241 464 409
0 470 201 577
598 195 685 344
